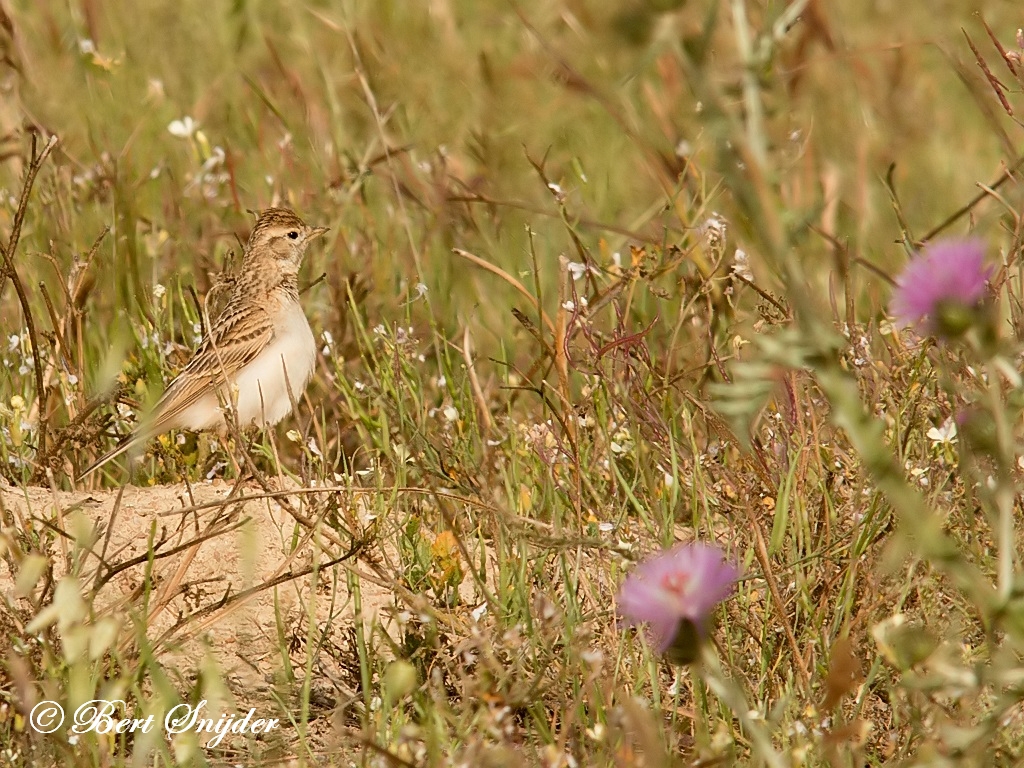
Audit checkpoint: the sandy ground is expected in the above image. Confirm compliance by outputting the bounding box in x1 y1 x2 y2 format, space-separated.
0 478 398 758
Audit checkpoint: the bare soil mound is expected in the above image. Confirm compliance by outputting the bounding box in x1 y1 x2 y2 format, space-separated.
1 480 393 757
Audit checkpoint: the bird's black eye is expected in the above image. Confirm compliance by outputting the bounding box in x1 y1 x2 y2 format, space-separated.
287 230 299 240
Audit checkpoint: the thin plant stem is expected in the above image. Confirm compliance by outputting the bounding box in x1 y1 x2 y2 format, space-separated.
698 644 787 768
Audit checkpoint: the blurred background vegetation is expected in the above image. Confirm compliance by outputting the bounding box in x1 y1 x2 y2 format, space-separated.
3 0 1024 765
2 0 1017 403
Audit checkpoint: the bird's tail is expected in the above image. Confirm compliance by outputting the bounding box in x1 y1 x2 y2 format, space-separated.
77 433 145 480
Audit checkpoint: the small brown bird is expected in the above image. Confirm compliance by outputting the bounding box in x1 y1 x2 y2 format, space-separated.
80 207 328 478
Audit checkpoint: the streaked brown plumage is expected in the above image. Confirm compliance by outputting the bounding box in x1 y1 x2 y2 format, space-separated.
80 208 328 478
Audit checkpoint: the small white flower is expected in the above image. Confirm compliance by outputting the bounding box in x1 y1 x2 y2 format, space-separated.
562 300 577 311
353 380 366 392
442 406 459 422
668 675 684 695
471 603 488 622
732 248 753 281
320 329 334 356
286 429 301 443
927 418 957 445
567 261 589 281
197 146 226 178
78 39 95 54
699 212 728 247
7 334 19 351
152 283 166 300
436 375 446 388
415 282 428 297
67 374 79 386
306 437 322 457
167 116 197 138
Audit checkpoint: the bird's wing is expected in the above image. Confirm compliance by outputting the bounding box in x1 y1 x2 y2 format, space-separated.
145 300 275 433
78 301 274 480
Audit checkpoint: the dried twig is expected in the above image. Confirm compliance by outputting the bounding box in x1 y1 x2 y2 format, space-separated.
0 132 60 457
963 28 1014 118
920 154 1024 243
33 384 126 483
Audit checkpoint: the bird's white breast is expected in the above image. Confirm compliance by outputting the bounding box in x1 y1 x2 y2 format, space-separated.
231 301 316 427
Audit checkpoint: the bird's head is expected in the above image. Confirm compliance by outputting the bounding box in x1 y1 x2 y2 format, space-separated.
246 208 329 271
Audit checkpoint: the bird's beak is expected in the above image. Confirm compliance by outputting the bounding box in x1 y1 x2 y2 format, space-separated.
308 226 330 241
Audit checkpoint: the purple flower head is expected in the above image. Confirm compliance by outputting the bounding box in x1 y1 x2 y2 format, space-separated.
890 238 992 336
618 542 740 663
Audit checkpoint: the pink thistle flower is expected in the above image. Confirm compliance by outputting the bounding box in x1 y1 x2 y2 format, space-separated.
890 238 992 336
618 542 740 663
